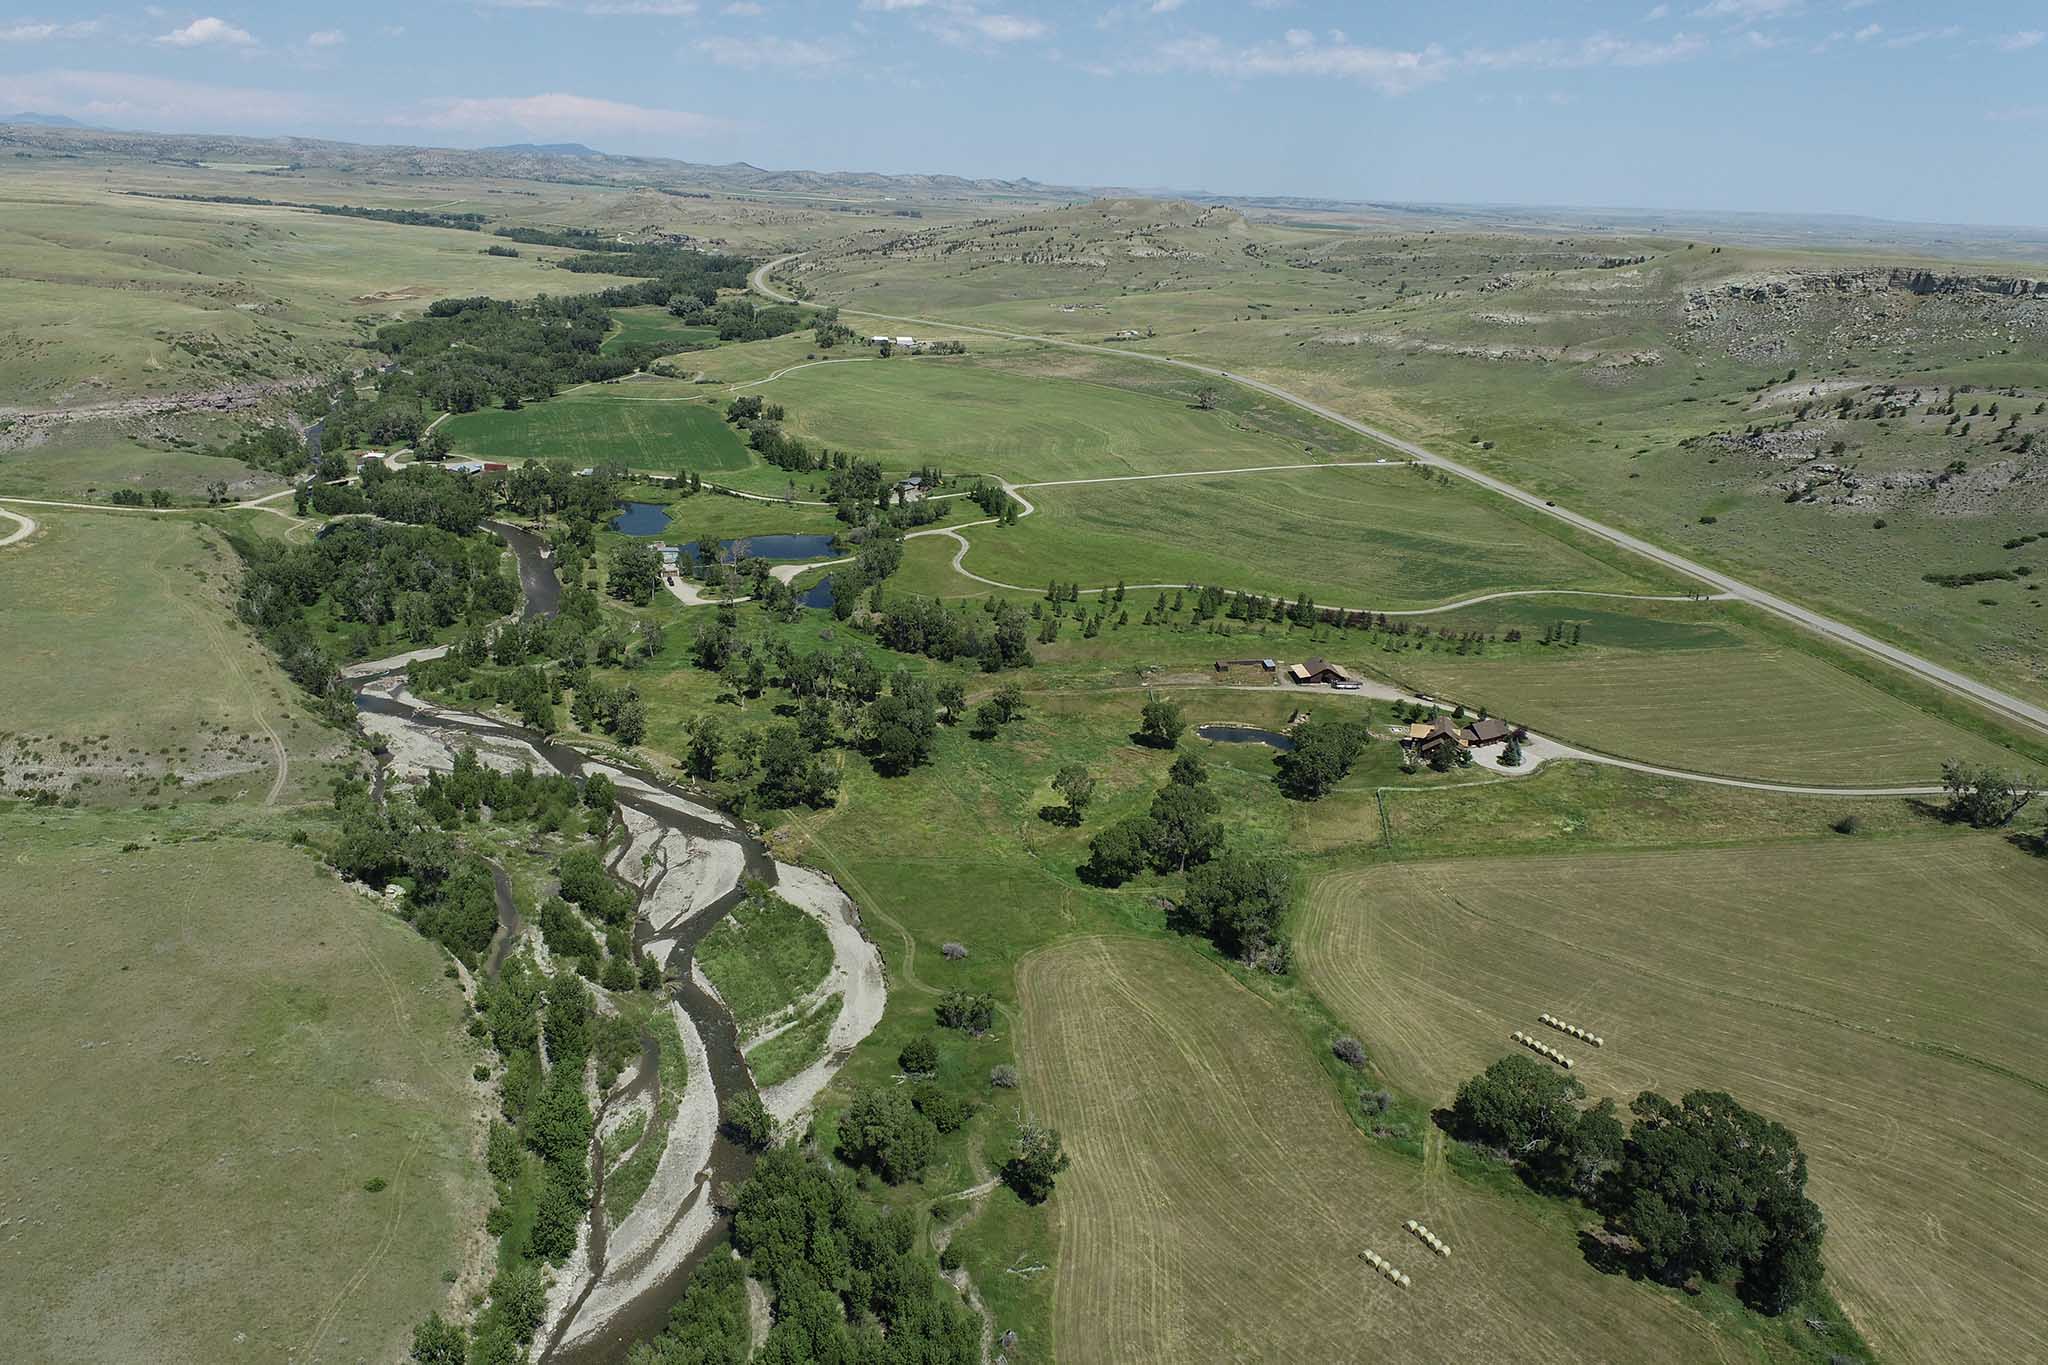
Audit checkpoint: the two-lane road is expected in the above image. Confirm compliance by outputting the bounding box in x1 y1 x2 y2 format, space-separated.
750 254 2048 740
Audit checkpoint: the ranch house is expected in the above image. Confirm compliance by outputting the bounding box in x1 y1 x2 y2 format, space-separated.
1288 658 1356 686
1461 716 1512 748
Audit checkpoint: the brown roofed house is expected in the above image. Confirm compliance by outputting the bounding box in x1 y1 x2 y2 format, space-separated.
1288 657 1355 686
1405 715 1466 758
1461 716 1512 748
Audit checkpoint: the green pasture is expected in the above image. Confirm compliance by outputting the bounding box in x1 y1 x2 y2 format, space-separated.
0 510 340 805
694 886 834 1034
767 355 1368 483
958 464 1656 606
0 817 482 1365
1368 604 2031 784
440 388 750 474
602 306 718 355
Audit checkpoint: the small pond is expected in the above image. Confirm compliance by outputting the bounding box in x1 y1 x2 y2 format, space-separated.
798 576 836 610
611 501 671 536
1195 723 1296 751
709 533 839 562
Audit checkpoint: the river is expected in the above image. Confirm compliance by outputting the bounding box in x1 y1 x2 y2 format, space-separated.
349 520 877 1362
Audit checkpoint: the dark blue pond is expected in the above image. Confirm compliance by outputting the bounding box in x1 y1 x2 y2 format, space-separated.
798 576 836 610
676 533 841 565
611 501 671 536
1196 723 1296 751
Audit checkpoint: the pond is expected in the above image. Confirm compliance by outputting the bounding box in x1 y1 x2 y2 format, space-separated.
709 533 839 562
1195 723 1296 751
798 575 836 610
611 501 671 536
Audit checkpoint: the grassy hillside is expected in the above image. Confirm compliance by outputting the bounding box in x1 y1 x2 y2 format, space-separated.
440 385 751 475
1296 839 2048 1365
0 814 482 1364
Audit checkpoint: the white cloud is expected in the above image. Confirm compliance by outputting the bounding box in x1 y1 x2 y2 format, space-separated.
1691 0 1799 18
1465 31 1708 70
0 20 102 43
412 92 726 139
1986 104 2047 123
1884 25 1959 48
1150 0 1185 12
474 0 700 12
1643 3 1671 18
858 0 1048 45
306 29 345 48
1743 28 1780 48
1999 30 2044 52
1135 31 1453 93
157 17 257 47
722 0 767 12
1852 22 1881 41
696 33 850 67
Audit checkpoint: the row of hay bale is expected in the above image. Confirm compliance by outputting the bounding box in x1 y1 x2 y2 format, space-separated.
1511 1030 1574 1069
1404 1219 1451 1258
1361 1247 1411 1287
1539 1013 1605 1047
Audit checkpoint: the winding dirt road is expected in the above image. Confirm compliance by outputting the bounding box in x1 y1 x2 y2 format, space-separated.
0 505 35 547
750 255 2048 740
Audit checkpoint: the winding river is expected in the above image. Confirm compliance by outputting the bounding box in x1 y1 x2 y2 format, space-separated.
350 520 881 1363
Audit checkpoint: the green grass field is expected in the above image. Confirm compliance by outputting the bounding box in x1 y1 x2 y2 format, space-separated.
1365 605 2029 784
959 465 1655 606
440 387 751 474
0 510 341 805
768 355 1370 483
1018 935 1803 1363
694 886 834 1034
0 817 482 1364
1296 838 2048 1365
602 307 718 356
0 418 292 504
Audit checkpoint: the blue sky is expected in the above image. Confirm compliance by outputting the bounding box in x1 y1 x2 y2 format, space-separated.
2 2 2044 226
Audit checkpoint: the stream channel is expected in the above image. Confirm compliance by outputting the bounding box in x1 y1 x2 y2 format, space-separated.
350 519 865 1362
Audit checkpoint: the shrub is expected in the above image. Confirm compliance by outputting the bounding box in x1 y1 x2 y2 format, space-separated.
989 1064 1019 1089
940 941 968 961
1332 1036 1368 1069
721 1092 777 1151
936 990 995 1035
899 1036 941 1075
1830 814 1862 836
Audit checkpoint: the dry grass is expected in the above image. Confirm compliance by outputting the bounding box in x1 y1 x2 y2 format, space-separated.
1297 838 2048 1365
1016 935 1761 1364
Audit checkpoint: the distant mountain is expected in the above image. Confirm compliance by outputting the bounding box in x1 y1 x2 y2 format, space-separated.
480 141 606 158
2 112 87 128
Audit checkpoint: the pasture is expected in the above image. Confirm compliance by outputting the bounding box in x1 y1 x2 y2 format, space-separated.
0 173 639 407
694 885 834 1034
0 819 483 1364
957 465 1654 607
601 307 717 356
1016 935 1795 1364
0 511 338 805
439 387 751 475
1371 610 2030 785
1296 839 2048 1365
767 356 1369 484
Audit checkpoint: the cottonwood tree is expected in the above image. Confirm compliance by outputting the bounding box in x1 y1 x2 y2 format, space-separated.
1136 697 1186 749
1275 717 1370 799
1003 1121 1071 1204
1940 760 2039 827
1051 763 1096 823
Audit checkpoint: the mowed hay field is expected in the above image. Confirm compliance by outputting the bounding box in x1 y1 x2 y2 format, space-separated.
0 511 337 804
1017 936 1765 1364
1297 840 2048 1365
0 823 483 1363
1375 621 2028 785
440 387 751 474
769 358 1365 483
961 466 1651 607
